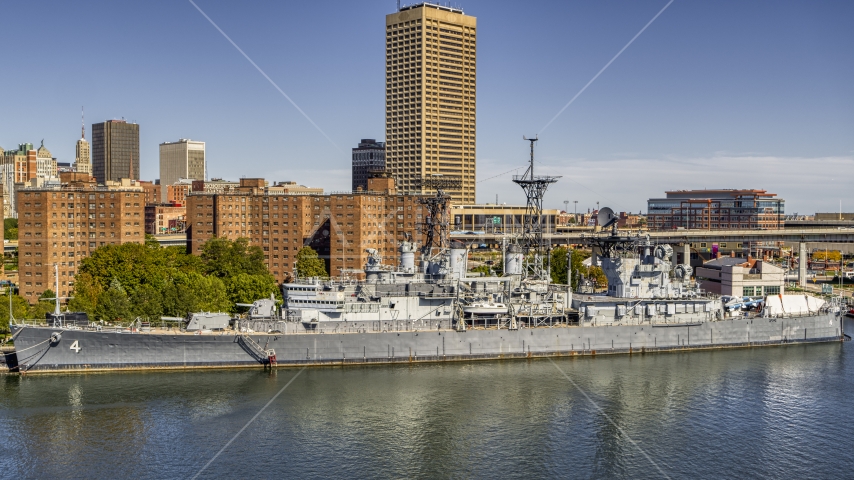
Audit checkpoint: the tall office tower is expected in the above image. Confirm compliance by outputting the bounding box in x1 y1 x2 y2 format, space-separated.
74 109 92 175
159 139 206 202
92 119 140 183
351 139 386 191
385 3 477 204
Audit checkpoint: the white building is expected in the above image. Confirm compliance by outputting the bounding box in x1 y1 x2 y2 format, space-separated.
696 257 784 297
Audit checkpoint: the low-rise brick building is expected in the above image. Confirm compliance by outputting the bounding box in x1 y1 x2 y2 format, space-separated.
145 203 187 234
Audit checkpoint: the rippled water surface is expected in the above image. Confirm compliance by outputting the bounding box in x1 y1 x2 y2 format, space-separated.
2 321 853 479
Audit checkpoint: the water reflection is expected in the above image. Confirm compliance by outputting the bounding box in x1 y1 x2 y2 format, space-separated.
0 335 851 479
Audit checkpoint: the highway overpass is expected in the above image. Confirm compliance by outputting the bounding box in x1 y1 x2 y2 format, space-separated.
452 228 854 250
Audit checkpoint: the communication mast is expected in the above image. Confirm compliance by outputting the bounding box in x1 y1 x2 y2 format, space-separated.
418 189 453 262
512 136 560 280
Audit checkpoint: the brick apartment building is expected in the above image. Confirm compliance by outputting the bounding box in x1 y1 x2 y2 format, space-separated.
16 176 145 301
140 180 161 206
186 177 427 282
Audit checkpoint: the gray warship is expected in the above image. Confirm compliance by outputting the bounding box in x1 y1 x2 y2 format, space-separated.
4 142 845 373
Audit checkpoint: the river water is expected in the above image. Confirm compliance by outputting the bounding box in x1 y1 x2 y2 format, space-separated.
2 321 853 479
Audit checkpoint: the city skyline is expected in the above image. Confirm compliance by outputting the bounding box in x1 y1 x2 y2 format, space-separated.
0 0 851 214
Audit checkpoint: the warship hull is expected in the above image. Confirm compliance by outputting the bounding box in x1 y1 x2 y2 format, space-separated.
5 312 844 373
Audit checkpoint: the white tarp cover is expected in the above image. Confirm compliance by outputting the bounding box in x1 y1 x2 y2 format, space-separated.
765 295 825 316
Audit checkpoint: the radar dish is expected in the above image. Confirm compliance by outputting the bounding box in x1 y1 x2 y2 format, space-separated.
674 264 693 279
597 207 617 228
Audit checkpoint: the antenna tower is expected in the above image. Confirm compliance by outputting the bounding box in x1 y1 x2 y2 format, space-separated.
512 136 560 280
81 107 85 140
418 189 453 262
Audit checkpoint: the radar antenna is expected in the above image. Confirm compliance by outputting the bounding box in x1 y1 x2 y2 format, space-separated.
512 136 560 280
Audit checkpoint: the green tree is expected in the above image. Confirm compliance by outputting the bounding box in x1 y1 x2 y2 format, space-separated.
471 264 492 276
226 273 281 308
162 272 230 317
129 283 163 321
0 294 31 333
76 243 171 295
144 233 160 248
39 289 56 301
68 272 102 316
550 247 569 284
201 237 267 278
295 246 327 278
4 218 18 240
29 300 56 321
95 279 132 323
588 265 608 288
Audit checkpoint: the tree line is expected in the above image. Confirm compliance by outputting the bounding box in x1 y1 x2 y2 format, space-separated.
62 236 281 324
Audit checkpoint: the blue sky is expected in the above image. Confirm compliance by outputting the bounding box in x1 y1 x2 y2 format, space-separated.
1 0 851 214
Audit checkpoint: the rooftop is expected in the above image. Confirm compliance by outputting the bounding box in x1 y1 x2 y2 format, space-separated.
399 2 464 14
661 189 778 198
703 257 748 269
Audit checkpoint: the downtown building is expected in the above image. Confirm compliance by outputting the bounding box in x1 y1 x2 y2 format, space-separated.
186 177 427 283
352 139 386 191
74 121 92 175
159 139 205 202
0 142 59 217
647 189 785 231
92 119 140 183
16 175 145 301
385 3 477 204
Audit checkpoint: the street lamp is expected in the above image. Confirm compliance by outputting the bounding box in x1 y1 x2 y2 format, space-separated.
573 200 578 224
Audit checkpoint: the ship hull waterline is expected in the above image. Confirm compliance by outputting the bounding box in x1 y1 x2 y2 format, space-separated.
4 313 844 374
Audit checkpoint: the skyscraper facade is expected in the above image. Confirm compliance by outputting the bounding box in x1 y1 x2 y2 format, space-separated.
159 139 205 202
385 3 477 204
92 120 140 183
351 138 386 191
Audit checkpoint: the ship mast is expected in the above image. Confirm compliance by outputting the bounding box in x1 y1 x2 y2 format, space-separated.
512 136 560 280
54 263 61 316
418 189 452 264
